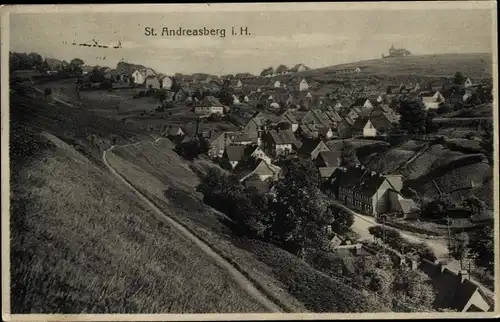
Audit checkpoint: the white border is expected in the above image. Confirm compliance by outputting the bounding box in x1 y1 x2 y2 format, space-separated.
1 2 499 321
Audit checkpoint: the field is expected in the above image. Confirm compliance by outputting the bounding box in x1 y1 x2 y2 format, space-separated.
105 140 391 313
10 128 268 313
298 53 492 80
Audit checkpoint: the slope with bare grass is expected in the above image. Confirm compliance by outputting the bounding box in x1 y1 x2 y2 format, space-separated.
105 139 392 313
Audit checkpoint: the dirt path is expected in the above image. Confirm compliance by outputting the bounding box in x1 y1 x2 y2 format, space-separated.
102 141 283 313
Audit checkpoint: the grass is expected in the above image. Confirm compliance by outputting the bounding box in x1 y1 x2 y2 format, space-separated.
298 53 492 79
10 129 268 313
106 140 392 313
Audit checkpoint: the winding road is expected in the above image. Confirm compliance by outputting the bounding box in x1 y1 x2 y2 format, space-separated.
102 140 284 313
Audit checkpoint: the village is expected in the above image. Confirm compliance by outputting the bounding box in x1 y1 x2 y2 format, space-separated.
10 49 495 313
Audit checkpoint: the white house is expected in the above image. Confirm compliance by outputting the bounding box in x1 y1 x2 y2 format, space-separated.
464 77 473 88
131 69 146 85
160 76 173 90
299 79 309 91
240 160 281 182
232 94 241 105
274 80 281 88
363 120 377 137
250 146 272 165
194 96 225 115
422 90 445 110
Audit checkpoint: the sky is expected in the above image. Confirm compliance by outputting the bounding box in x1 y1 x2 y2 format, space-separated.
9 6 494 76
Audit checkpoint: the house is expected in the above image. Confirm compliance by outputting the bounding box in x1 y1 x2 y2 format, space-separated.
159 75 173 90
174 87 191 102
44 58 68 72
273 80 281 88
299 79 309 91
421 90 445 110
351 97 374 109
81 65 94 76
361 114 395 137
165 125 185 138
298 138 330 160
336 167 410 217
232 133 254 145
263 129 298 156
291 64 308 73
332 243 373 257
131 68 156 85
222 145 247 169
239 160 281 182
297 123 320 139
419 259 493 312
194 96 225 115
316 151 342 168
346 106 371 122
207 131 235 159
464 77 473 88
277 110 300 132
249 146 272 165
144 75 161 89
243 117 264 146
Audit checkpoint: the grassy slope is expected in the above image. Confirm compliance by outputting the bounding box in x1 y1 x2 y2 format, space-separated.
9 90 272 313
106 141 392 313
299 53 492 79
10 131 267 314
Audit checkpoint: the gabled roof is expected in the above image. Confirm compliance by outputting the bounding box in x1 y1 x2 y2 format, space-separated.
268 130 297 145
240 160 281 182
298 138 329 156
351 116 370 131
369 114 395 130
317 151 342 167
225 145 247 162
233 133 252 143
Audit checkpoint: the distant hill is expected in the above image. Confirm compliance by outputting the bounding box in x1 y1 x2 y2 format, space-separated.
298 53 493 80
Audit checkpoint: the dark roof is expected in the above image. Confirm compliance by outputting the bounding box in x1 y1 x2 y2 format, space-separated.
351 116 370 131
225 145 247 162
337 167 392 197
244 179 270 194
317 151 342 167
298 138 327 156
419 260 491 311
369 114 395 130
233 133 252 143
268 130 297 145
352 97 369 107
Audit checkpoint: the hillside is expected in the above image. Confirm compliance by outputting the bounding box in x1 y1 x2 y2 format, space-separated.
299 53 492 80
10 127 269 313
106 140 391 313
366 140 493 208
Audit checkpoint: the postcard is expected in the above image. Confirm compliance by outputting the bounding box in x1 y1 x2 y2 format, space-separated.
1 2 498 321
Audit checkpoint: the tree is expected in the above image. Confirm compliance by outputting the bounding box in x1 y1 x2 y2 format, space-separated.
421 195 455 219
450 232 469 269
325 204 354 236
453 72 466 86
69 58 84 74
266 158 328 257
392 266 436 311
480 125 493 165
398 99 428 135
340 141 359 167
89 67 105 83
469 226 494 273
276 64 289 74
460 196 486 217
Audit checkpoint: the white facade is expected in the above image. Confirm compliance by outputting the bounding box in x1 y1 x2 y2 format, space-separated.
296 64 307 72
131 70 146 85
275 143 293 155
363 120 377 137
291 123 299 132
363 99 373 109
194 106 225 114
464 77 473 88
161 77 173 90
274 81 281 88
251 147 272 164
299 79 309 91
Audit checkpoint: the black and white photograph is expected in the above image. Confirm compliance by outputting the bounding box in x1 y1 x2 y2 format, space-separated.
2 2 498 320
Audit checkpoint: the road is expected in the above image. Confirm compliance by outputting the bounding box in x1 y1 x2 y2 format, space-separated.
102 141 284 313
333 201 494 296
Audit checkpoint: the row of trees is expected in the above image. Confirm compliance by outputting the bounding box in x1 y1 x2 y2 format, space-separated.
10 51 86 75
398 99 438 135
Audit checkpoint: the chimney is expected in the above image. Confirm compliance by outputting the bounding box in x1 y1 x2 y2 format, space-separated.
459 270 469 283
